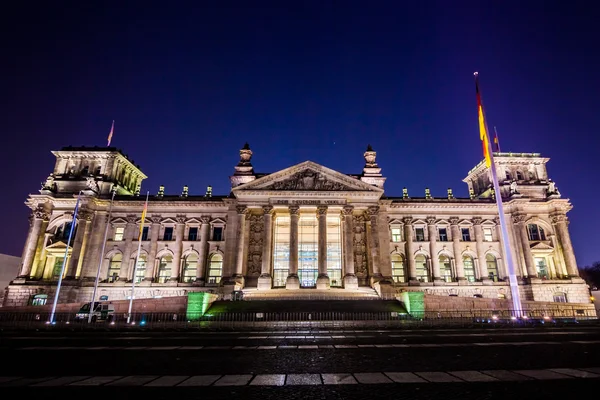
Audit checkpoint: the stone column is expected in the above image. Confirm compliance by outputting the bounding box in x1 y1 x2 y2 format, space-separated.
145 215 162 281
449 217 465 281
80 210 108 280
472 217 490 282
403 217 417 283
316 206 330 289
258 206 274 290
119 215 138 280
196 216 211 284
233 206 248 286
342 206 358 289
497 216 520 279
552 213 579 277
427 216 441 282
19 207 49 278
171 215 186 282
286 206 300 289
513 214 537 278
367 206 383 285
32 233 51 279
66 209 93 279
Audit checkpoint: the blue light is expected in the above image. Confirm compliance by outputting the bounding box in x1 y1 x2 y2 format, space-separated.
140 320 146 326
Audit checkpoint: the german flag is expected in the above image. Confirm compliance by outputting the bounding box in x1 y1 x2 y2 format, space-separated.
475 74 492 168
138 198 148 240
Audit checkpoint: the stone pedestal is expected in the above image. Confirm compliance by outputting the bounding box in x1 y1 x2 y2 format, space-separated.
408 279 420 286
286 274 300 290
343 274 358 290
457 278 470 286
316 274 330 290
257 274 272 290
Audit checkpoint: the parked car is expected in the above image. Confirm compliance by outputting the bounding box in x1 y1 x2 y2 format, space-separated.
75 302 115 322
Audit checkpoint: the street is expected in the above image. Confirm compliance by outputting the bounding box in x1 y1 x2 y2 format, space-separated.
0 325 599 399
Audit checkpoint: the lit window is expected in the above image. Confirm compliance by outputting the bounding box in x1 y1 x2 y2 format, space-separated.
439 255 453 282
273 216 290 287
527 224 546 241
157 254 173 283
182 253 197 283
163 227 174 241
483 228 493 242
113 227 125 241
463 256 476 282
391 254 406 283
107 253 122 282
553 292 567 303
486 254 499 281
31 294 48 306
438 228 448 242
415 228 425 242
213 227 223 241
391 228 402 242
415 255 429 282
326 217 342 287
208 254 223 284
535 257 549 279
461 228 471 241
134 254 146 283
188 227 198 241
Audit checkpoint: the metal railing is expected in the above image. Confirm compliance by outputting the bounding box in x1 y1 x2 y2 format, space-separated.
0 308 595 331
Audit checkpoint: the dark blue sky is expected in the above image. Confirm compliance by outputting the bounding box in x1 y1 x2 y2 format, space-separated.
2 1 599 267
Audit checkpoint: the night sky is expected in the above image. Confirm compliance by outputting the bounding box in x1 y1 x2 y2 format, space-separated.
2 2 599 267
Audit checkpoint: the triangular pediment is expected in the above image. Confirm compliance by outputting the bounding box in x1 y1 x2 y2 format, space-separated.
530 241 554 250
233 161 383 194
45 241 72 251
110 217 128 224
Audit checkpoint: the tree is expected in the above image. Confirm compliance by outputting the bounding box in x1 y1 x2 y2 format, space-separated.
579 261 600 290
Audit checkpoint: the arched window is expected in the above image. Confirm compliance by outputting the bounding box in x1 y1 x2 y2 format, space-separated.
439 255 453 282
55 221 76 242
553 292 567 303
486 254 499 281
182 253 198 283
527 224 546 241
107 253 122 282
157 254 173 283
516 171 523 180
463 255 476 282
505 170 511 181
207 254 223 284
415 255 429 282
81 166 89 175
134 254 146 283
391 254 406 283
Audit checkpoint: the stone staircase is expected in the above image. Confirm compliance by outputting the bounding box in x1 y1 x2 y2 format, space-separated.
241 287 381 301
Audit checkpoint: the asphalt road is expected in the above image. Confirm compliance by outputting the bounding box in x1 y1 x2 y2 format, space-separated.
1 326 599 399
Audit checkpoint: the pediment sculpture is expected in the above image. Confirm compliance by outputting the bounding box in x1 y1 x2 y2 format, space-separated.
262 169 356 191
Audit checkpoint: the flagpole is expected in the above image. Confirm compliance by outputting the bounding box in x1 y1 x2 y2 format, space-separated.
474 72 523 317
127 191 149 324
49 190 83 324
88 187 117 323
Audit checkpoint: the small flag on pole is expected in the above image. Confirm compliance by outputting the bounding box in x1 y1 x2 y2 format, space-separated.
107 120 115 147
138 197 148 240
493 126 501 152
475 78 492 167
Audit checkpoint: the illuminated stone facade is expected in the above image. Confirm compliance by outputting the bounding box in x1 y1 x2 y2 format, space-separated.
2 144 590 307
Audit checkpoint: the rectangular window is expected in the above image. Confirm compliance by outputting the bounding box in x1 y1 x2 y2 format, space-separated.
327 217 342 287
298 216 318 288
213 227 223 241
438 228 448 242
461 228 471 241
188 227 198 241
535 257 549 279
141 227 149 241
113 227 125 241
273 217 290 287
483 228 493 242
391 227 402 242
415 228 425 242
163 227 173 241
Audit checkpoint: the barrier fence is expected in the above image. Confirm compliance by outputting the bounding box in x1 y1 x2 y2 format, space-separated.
0 308 595 331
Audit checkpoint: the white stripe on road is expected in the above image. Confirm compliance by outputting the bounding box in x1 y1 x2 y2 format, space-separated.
1 367 597 387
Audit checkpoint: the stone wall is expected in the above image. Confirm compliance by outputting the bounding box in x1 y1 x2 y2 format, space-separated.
0 296 189 314
423 294 596 318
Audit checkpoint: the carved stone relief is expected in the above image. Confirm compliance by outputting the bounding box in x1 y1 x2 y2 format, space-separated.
353 214 368 276
262 169 356 191
246 214 264 275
